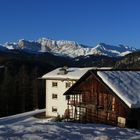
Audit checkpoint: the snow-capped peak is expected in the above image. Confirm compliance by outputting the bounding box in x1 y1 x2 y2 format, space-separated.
2 37 137 57
90 43 136 57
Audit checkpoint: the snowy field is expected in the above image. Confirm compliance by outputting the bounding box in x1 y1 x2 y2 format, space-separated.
0 110 140 140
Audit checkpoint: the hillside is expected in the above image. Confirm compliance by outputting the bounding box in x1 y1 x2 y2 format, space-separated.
114 51 140 69
0 37 139 117
0 49 116 117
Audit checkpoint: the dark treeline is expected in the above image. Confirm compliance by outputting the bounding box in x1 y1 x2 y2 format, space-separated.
114 51 140 69
0 61 54 117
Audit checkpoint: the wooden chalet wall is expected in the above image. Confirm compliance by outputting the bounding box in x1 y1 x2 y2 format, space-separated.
66 72 132 127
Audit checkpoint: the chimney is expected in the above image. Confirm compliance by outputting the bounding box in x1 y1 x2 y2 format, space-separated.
57 66 68 75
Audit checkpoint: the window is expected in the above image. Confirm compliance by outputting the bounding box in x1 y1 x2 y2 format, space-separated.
52 106 57 112
52 94 58 99
104 95 114 111
66 95 70 100
66 82 71 88
52 82 58 87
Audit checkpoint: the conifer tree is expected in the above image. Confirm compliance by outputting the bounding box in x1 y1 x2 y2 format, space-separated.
31 66 39 109
0 66 16 116
18 65 30 112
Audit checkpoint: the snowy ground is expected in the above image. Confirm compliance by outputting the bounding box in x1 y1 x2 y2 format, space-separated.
0 110 140 140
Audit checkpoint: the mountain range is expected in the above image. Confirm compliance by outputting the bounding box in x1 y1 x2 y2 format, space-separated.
0 38 137 58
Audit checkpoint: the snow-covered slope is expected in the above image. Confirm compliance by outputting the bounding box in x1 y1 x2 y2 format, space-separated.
0 109 139 140
2 38 137 57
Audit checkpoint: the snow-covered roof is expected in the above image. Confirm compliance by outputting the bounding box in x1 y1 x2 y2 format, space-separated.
97 71 140 108
41 67 94 80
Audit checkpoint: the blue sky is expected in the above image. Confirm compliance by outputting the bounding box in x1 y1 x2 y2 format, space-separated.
0 0 140 48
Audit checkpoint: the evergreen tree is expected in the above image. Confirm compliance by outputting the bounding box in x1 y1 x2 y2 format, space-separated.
31 66 39 109
18 65 30 112
0 66 16 116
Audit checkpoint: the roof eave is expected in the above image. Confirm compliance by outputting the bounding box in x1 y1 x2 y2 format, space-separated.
40 77 78 81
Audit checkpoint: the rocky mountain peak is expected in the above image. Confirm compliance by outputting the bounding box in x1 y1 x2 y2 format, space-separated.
1 37 137 58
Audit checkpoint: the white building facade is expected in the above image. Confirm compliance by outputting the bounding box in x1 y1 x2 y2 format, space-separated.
42 67 92 117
